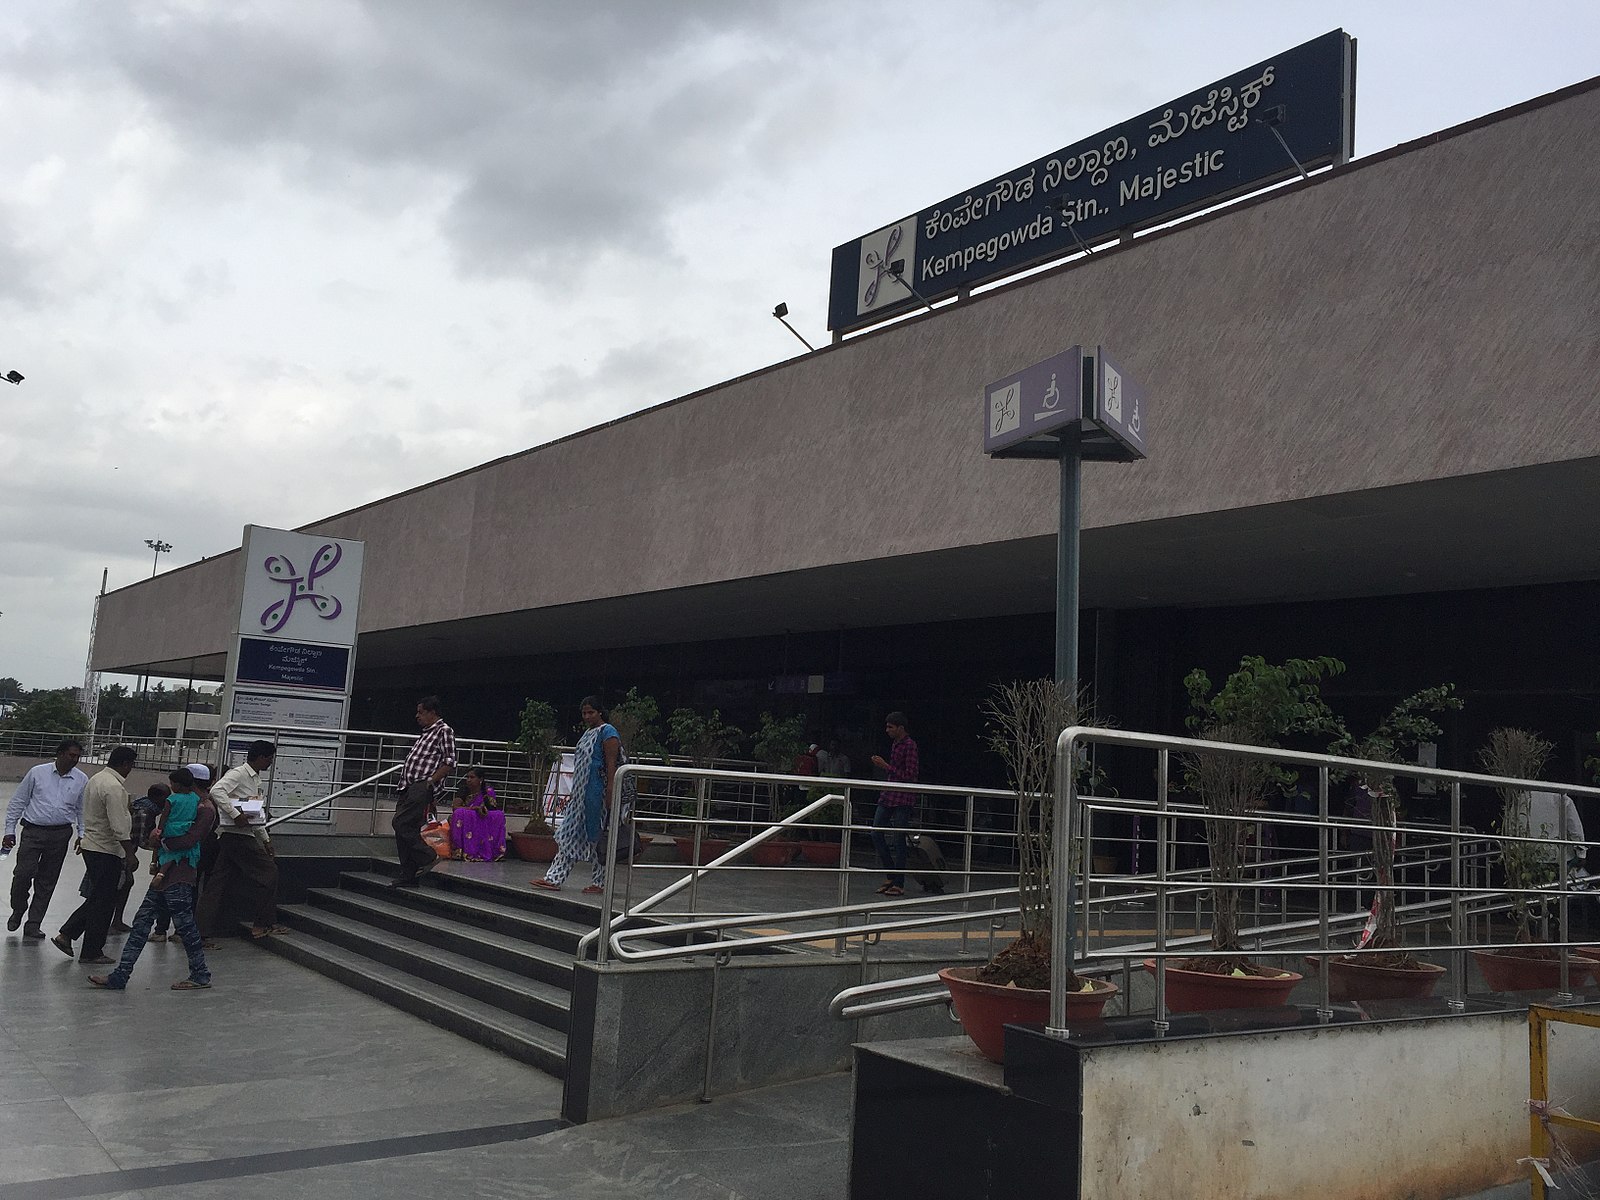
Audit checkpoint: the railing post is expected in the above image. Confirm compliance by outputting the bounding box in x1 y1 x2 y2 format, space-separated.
593 763 630 967
1448 781 1465 1010
1047 728 1079 1037
1556 796 1574 1001
701 931 727 1104
835 789 854 957
688 776 707 917
1154 748 1170 1031
961 794 975 956
1316 766 1333 1021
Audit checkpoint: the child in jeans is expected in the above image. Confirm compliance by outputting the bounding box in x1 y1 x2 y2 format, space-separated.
121 784 172 939
90 768 215 992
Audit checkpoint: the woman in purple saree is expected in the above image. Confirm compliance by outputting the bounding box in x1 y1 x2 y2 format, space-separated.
449 766 507 862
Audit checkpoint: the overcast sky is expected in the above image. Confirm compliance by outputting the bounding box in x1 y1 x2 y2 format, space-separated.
2 1 1598 692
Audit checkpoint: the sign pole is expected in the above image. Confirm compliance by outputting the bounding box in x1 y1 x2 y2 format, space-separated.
984 345 1150 1040
1055 431 1081 688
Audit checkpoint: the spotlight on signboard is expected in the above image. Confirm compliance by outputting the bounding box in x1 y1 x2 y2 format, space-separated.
2 370 22 385
1258 103 1287 127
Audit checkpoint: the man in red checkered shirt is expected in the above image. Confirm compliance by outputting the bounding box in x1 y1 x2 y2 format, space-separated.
391 696 456 888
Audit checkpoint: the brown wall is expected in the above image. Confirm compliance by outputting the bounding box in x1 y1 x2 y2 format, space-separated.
93 81 1600 674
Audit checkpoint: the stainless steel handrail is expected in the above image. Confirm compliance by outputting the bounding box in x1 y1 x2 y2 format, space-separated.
609 887 1021 962
583 782 849 963
1050 725 1600 1036
264 764 402 828
587 764 1024 964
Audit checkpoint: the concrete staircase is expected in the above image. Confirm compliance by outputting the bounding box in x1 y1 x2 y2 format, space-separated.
257 864 594 1077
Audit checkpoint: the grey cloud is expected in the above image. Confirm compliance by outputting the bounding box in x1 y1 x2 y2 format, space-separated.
0 210 47 309
14 2 823 278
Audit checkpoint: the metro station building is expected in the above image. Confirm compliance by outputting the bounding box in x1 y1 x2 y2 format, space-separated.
93 77 1600 801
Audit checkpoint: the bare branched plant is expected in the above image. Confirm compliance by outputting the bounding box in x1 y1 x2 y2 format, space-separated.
1480 727 1555 944
979 678 1099 989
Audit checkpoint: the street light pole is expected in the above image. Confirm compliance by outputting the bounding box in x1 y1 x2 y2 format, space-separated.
139 539 172 741
144 538 172 578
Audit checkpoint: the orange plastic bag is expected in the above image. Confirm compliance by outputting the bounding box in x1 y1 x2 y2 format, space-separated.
421 820 453 859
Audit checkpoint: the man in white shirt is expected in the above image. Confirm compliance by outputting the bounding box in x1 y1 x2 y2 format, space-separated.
4 739 89 938
1520 789 1587 869
52 747 138 963
197 741 286 941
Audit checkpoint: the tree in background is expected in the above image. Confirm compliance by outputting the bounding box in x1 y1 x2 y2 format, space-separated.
667 708 744 768
1182 655 1346 968
0 689 89 733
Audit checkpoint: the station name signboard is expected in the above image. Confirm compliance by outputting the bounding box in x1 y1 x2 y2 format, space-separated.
234 637 351 693
829 30 1355 333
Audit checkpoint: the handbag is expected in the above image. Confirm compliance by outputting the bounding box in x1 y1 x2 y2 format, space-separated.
421 820 453 859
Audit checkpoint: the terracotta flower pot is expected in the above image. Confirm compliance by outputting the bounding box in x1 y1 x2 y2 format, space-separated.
748 839 799 867
1144 960 1303 1013
1472 948 1594 993
674 836 731 865
939 966 1119 1064
509 831 558 862
1322 955 1446 1002
798 842 842 866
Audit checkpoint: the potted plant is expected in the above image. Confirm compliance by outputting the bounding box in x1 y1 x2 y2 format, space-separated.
748 711 810 865
667 707 744 864
609 687 665 760
790 793 844 866
940 679 1118 1063
607 688 665 857
1473 728 1594 991
1318 685 1461 1000
1158 656 1346 1012
509 698 560 863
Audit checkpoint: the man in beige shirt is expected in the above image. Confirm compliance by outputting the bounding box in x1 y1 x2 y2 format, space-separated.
198 741 286 941
52 747 138 964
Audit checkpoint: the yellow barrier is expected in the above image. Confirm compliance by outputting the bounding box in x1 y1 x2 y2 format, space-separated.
1528 1004 1600 1198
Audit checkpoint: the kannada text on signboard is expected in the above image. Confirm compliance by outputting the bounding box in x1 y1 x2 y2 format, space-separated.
829 30 1354 332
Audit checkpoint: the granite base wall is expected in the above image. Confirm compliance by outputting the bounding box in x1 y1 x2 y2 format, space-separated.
563 953 968 1122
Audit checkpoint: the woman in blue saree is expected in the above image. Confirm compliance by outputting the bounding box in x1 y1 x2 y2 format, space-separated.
532 696 621 894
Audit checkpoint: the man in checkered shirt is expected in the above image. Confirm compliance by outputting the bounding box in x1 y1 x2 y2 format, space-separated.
391 695 456 888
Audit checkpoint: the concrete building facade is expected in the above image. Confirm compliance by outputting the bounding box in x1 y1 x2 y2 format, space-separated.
93 78 1600 795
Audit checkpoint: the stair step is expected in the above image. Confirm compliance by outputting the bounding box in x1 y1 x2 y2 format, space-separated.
424 865 614 927
255 932 566 1075
303 887 576 988
341 870 596 952
276 904 571 1032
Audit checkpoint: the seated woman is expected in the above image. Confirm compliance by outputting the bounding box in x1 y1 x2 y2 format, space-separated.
449 766 507 862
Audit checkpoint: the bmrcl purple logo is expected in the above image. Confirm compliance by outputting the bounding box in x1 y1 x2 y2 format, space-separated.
259 543 344 634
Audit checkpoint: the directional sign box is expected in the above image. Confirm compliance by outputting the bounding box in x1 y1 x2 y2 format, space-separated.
983 346 1083 455
983 345 1148 462
1091 346 1148 459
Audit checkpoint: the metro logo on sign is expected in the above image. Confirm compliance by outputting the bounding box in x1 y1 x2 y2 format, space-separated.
857 220 919 318
982 346 1083 455
237 525 364 647
1093 347 1147 459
